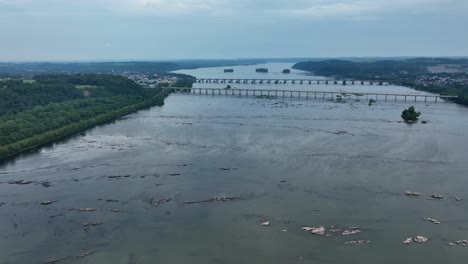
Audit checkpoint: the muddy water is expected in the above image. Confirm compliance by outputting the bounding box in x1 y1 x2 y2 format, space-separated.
1 64 468 264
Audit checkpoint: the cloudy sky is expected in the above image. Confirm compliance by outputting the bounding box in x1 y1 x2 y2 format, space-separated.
0 0 467 61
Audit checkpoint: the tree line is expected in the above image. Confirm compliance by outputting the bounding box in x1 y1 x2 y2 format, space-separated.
0 74 194 159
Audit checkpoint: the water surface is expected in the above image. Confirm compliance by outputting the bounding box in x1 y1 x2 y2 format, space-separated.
1 64 468 264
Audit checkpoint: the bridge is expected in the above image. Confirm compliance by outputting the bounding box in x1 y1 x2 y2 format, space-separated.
196 78 388 86
162 87 458 103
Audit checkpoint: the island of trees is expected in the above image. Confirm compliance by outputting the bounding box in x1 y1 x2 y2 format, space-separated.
401 106 421 123
292 58 468 106
256 68 268 73
282 69 291 74
224 69 234 73
0 74 194 159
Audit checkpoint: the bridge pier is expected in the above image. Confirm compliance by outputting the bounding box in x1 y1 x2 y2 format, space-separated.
166 87 454 104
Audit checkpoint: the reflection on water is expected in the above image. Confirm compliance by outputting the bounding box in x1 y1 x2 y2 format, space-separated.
1 64 468 264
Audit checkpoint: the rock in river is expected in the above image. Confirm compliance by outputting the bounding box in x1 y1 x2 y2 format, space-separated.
413 236 429 243
302 226 326 236
402 238 413 244
405 191 423 197
423 218 441 224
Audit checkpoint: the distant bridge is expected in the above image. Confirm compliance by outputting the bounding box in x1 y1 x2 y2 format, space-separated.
196 78 388 86
161 87 457 103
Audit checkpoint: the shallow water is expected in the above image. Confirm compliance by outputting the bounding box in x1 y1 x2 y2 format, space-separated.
1 64 468 264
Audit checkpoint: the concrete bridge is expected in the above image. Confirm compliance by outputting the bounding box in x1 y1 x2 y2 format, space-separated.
196 78 388 86
162 87 457 103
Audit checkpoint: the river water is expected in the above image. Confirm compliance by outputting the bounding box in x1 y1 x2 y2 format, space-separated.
1 63 468 264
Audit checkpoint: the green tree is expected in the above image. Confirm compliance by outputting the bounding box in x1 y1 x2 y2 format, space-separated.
401 106 421 122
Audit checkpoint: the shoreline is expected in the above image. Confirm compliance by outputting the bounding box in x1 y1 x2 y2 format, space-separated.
0 90 171 161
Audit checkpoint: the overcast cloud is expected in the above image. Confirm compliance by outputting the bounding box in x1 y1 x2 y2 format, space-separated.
0 0 467 61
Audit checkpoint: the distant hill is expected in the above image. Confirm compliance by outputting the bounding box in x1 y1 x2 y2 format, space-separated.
0 59 267 78
293 58 468 78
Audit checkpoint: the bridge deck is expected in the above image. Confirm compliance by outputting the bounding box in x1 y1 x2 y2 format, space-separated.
196 78 387 84
159 87 457 103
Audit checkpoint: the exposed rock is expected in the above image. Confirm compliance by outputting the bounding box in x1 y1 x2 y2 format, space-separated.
9 180 33 185
405 191 423 197
343 229 361 236
302 226 326 236
41 201 57 206
345 240 371 245
454 240 468 246
261 221 270 227
77 208 96 212
413 236 429 243
402 238 413 244
424 218 441 224
431 195 444 199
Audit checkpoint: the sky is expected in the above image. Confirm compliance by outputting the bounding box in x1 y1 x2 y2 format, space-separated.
0 0 468 61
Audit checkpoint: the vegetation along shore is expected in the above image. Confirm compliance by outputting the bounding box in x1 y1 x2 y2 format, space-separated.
0 74 194 159
293 58 468 106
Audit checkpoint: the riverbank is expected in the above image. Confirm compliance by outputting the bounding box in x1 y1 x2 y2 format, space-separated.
292 58 468 106
0 89 172 160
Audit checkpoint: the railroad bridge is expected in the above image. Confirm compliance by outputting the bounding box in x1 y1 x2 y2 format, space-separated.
196 78 388 86
160 87 457 103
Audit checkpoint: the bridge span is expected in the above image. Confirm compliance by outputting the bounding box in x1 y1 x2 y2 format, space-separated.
196 78 388 86
161 87 457 103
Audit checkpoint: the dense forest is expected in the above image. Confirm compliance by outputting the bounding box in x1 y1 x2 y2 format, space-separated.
0 59 267 78
293 58 468 106
0 74 193 159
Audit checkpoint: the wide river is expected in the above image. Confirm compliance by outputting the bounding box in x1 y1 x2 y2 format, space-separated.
1 63 468 264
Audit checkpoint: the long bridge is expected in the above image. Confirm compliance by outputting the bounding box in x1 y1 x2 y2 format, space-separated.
161 87 457 103
196 78 388 86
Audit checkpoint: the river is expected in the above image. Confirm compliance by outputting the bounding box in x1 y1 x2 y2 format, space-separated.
1 63 468 264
